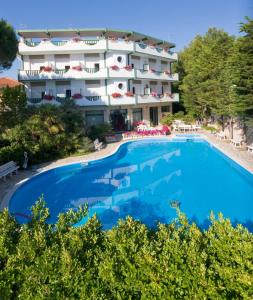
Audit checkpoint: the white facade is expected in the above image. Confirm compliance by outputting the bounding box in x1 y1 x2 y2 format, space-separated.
18 28 179 129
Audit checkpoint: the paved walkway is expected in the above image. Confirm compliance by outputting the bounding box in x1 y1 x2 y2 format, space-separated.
1 132 253 209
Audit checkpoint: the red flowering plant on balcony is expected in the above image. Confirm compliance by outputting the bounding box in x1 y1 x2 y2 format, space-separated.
125 91 134 97
110 65 119 71
150 68 156 73
108 36 117 41
164 70 171 75
72 37 81 42
42 38 50 42
41 66 53 72
165 92 173 98
43 95 54 101
72 66 82 71
111 92 122 98
151 91 158 97
73 93 82 99
124 65 132 71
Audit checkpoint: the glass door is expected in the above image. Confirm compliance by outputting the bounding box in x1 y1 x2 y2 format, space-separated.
149 107 158 126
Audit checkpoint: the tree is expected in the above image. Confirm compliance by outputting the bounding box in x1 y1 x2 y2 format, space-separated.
0 86 27 130
214 17 253 137
0 19 18 71
179 29 234 121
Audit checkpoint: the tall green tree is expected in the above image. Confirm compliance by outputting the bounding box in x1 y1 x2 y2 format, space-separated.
0 19 18 71
0 86 27 130
179 29 234 120
214 17 253 137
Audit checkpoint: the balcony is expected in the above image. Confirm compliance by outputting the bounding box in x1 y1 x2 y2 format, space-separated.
108 67 135 79
19 39 107 55
136 69 179 81
18 68 108 80
27 96 109 106
136 93 179 104
19 39 177 60
107 39 134 52
135 43 178 60
109 95 136 106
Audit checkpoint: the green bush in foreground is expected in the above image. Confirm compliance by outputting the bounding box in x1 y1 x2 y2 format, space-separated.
0 200 252 299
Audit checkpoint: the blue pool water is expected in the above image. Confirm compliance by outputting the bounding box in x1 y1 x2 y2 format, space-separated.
9 139 253 230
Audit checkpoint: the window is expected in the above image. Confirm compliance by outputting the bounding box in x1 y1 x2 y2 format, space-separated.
117 56 122 63
161 106 170 113
94 63 100 70
143 64 149 71
133 108 143 123
85 110 104 126
118 83 123 89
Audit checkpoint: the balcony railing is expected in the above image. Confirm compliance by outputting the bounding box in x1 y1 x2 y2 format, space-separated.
19 68 178 81
19 39 177 60
27 93 178 106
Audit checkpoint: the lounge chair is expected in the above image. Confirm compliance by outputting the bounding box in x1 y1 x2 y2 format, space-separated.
247 143 253 153
230 138 243 147
216 131 227 140
94 139 103 151
0 161 19 181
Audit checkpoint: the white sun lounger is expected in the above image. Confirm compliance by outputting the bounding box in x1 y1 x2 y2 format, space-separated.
247 143 253 153
216 131 227 140
230 138 243 147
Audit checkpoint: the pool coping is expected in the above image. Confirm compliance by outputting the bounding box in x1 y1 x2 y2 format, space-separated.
1 133 253 210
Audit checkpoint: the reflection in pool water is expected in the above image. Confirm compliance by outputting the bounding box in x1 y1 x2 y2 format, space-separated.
9 139 253 231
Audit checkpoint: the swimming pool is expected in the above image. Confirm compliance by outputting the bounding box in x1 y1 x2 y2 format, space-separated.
9 139 253 230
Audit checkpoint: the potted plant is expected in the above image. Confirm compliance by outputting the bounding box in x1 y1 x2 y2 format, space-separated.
124 65 132 71
125 91 134 97
111 92 122 98
164 70 171 75
73 93 82 99
43 95 54 101
72 66 82 71
110 65 119 71
150 68 156 73
151 91 158 97
72 37 81 42
42 66 53 72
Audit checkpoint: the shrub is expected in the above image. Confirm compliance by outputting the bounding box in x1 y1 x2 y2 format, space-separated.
87 123 112 142
160 113 174 125
0 202 252 299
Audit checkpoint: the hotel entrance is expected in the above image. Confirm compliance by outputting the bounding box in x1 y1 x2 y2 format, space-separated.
110 109 128 131
149 107 158 126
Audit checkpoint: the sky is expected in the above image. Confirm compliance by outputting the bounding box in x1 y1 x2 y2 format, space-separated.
1 0 252 79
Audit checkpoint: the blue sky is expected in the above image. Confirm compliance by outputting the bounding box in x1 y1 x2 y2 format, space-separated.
1 0 252 79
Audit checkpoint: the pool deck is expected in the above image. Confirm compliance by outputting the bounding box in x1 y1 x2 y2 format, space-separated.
1 131 253 209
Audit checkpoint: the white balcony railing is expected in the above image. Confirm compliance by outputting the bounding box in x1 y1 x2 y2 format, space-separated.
18 68 108 80
19 39 107 54
19 68 178 81
109 95 136 106
137 93 179 104
27 93 179 106
108 67 135 78
135 43 178 60
19 39 177 60
136 69 178 81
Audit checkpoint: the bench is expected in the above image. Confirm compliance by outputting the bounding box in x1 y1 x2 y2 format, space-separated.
0 161 19 181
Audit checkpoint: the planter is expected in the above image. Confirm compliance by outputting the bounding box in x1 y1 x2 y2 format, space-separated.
73 93 82 99
41 66 53 72
72 66 82 71
43 95 54 100
124 65 132 71
125 91 134 97
110 65 119 71
111 93 122 98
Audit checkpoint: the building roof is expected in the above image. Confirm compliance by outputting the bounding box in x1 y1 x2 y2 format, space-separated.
0 77 22 89
17 28 175 48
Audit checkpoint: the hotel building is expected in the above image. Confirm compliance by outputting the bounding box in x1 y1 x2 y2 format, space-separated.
17 28 179 130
